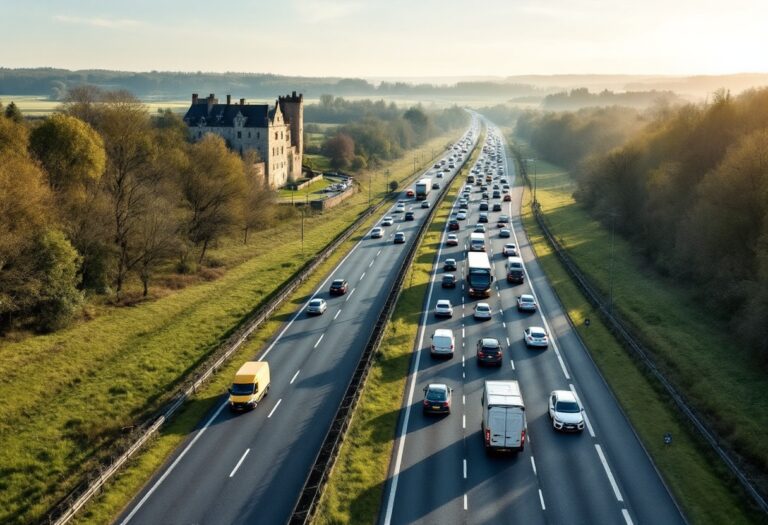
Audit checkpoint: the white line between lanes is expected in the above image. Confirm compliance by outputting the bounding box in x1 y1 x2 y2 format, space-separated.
369 260 374 268
595 444 624 502
267 398 282 418
510 359 515 370
229 448 250 478
462 395 465 405
359 271 366 281
530 456 537 475
119 401 227 524
290 369 300 384
464 494 468 511
314 334 324 348
346 287 356 301
538 489 546 510
462 414 466 429
569 384 595 437
622 509 634 525
463 459 467 479
377 249 382 256
334 309 341 320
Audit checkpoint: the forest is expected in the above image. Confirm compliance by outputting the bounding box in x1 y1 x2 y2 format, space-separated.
0 88 464 334
515 88 768 361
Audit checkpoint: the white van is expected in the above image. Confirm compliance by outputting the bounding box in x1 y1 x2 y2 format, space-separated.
482 380 526 452
430 328 455 358
469 232 486 252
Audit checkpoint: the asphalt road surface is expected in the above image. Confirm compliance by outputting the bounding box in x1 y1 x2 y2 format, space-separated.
116 122 481 525
380 123 686 525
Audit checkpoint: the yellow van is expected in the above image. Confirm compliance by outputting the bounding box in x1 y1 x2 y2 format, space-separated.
228 361 270 411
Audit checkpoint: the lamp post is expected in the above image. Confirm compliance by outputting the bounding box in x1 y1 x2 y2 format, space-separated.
368 174 371 206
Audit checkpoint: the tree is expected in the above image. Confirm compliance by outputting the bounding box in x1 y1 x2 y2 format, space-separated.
322 132 355 169
31 229 82 331
403 106 430 141
180 135 246 262
29 113 106 195
4 101 23 123
242 150 275 244
133 194 179 296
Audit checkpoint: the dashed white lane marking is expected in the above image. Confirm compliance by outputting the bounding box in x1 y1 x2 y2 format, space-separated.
464 494 468 511
359 272 366 281
622 509 634 525
334 309 341 320
369 259 374 268
119 401 228 524
595 444 624 502
346 287 356 301
462 414 466 429
462 371 465 379
229 448 250 478
506 336 510 346
267 398 282 418
463 459 467 479
290 370 300 384
569 384 595 437
461 355 465 366
377 249 382 256
510 360 515 370
314 334 324 348
538 489 546 510
502 322 506 328
530 456 537 475
462 327 465 338
462 395 465 405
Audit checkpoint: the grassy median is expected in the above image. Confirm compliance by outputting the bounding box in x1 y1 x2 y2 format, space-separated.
512 144 762 523
315 129 485 524
0 130 461 525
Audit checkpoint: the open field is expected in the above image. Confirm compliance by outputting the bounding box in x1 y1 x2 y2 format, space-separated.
315 129 484 524
512 141 763 523
0 128 463 525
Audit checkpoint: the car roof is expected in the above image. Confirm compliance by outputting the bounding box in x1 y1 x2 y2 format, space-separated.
437 299 451 305
434 328 453 337
528 326 546 334
481 337 500 346
427 383 448 392
552 390 577 403
520 294 535 300
476 302 490 308
332 279 345 284
309 298 324 304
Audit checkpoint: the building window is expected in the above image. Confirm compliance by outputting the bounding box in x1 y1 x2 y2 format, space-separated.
237 131 242 139
274 131 278 140
281 146 284 154
281 131 283 140
248 131 251 138
257 131 260 139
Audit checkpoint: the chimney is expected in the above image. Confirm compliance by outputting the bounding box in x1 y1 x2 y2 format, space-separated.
192 93 198 104
207 93 215 113
292 90 297 98
226 94 231 105
240 98 245 106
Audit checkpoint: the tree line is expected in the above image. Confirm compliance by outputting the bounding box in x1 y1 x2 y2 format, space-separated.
516 88 768 362
314 97 468 170
0 87 276 333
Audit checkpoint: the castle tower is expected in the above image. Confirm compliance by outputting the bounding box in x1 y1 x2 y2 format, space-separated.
278 91 303 155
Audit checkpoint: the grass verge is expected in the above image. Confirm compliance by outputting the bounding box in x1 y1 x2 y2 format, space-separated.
512 142 763 523
314 129 485 524
0 129 463 525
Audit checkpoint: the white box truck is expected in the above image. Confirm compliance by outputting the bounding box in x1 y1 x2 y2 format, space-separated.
415 178 431 200
482 380 526 452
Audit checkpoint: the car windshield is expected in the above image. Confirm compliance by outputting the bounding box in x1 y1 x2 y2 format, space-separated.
310 299 322 306
426 389 447 402
477 306 490 312
230 383 255 395
531 330 546 338
556 401 581 413
332 280 344 287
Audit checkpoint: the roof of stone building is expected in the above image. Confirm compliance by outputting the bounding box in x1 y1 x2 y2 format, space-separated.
184 103 279 128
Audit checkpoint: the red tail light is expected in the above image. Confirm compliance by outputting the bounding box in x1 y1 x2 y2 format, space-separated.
450 344 454 349
485 428 490 444
521 429 526 444
478 352 485 357
423 400 429 406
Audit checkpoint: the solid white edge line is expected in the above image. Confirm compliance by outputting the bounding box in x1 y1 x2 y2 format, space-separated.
383 128 478 525
267 398 282 418
499 132 571 381
228 448 250 478
119 401 228 524
539 489 546 510
290 369 300 385
622 508 634 525
595 444 624 502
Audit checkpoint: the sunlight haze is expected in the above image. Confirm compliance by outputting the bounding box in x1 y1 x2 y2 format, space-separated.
2 0 767 76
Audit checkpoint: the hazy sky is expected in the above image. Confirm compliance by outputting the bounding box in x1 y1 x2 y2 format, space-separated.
2 0 767 77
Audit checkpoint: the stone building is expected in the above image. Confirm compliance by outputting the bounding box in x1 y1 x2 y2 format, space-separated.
183 92 303 188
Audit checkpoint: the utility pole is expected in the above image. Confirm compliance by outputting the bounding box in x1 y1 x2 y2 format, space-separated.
368 174 371 206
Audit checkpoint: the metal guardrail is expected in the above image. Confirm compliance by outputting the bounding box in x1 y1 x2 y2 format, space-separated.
44 137 463 525
288 126 481 524
511 148 768 516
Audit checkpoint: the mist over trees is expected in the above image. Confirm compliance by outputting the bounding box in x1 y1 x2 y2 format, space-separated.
516 88 768 362
541 87 682 111
312 96 468 170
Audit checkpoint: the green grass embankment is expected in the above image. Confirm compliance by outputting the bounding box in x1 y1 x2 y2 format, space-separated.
0 129 463 525
512 144 763 523
315 128 485 524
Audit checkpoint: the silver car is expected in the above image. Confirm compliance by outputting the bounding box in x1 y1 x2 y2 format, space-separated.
524 326 549 348
307 298 327 315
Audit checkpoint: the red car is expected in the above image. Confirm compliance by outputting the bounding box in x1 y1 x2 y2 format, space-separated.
329 279 349 295
406 189 415 197
503 194 512 202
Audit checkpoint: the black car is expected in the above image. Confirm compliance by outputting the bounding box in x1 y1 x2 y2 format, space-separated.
329 279 348 295
479 201 489 211
492 203 502 212
476 337 503 366
492 190 501 199
432 182 440 190
448 219 460 231
441 274 457 288
394 232 406 244
405 211 415 221
482 192 489 200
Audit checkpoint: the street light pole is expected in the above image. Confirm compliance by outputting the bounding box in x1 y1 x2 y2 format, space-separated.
368 174 371 206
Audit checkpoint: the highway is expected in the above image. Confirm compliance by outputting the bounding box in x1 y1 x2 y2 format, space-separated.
115 120 480 525
380 123 686 525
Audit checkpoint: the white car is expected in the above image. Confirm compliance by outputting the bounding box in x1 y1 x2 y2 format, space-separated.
446 234 459 246
434 299 454 317
370 227 384 239
421 200 431 208
503 243 518 256
517 294 537 312
381 216 394 226
394 203 405 213
456 211 467 220
473 302 492 320
306 298 327 315
524 326 549 348
548 390 585 432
